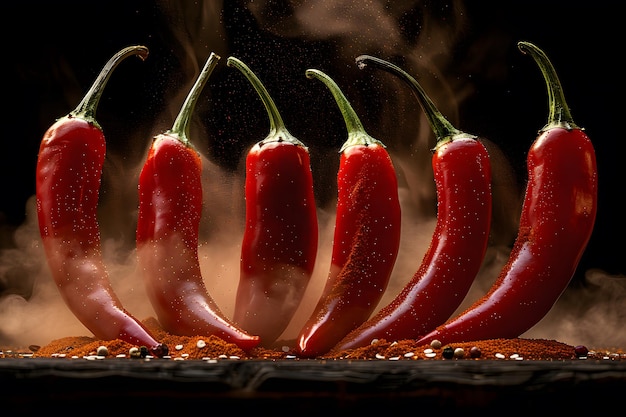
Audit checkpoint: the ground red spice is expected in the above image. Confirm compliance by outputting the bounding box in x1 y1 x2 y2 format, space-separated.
324 338 577 360
2 316 624 361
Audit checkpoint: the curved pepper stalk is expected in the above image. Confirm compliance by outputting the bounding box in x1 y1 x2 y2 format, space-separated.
227 57 319 347
332 55 493 352
136 52 260 351
416 41 598 346
294 69 402 358
36 45 168 357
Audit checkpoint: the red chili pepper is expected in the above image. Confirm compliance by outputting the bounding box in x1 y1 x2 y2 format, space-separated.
36 46 168 357
136 52 260 351
226 57 319 346
294 69 402 358
416 41 598 346
331 55 493 352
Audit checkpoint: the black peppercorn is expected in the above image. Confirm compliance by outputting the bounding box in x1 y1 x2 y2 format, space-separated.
140 346 149 358
442 346 454 359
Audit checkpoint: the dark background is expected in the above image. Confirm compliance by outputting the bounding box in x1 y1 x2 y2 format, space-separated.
2 0 623 301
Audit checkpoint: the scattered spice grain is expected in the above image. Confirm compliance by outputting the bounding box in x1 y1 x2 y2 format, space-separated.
323 337 592 360
4 317 622 361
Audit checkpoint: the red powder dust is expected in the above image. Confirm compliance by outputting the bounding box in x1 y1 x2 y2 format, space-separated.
1 317 624 361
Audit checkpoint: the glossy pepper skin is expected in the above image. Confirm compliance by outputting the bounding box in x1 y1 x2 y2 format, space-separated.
36 46 168 357
227 57 319 346
332 55 492 352
417 41 598 346
136 53 260 351
295 69 402 358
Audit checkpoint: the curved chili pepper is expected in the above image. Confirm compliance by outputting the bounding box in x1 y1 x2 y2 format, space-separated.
416 41 598 346
226 57 318 346
36 45 168 357
294 69 402 358
136 52 260 351
332 55 493 352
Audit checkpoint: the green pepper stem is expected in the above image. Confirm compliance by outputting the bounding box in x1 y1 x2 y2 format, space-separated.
168 52 221 146
355 55 475 151
305 69 384 153
227 56 304 147
71 45 149 130
517 41 578 131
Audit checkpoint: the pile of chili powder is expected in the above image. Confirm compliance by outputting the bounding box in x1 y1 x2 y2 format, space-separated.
2 317 624 361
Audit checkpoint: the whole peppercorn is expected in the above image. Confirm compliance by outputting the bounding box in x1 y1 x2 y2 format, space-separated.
453 347 465 359
442 346 454 359
574 345 589 358
469 346 482 358
96 345 109 357
140 346 149 358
